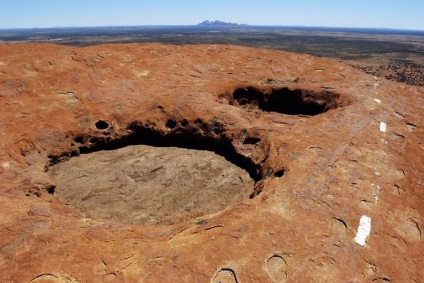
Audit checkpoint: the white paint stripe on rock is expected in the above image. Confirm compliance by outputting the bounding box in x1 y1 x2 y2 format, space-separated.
379 122 387 133
354 215 372 246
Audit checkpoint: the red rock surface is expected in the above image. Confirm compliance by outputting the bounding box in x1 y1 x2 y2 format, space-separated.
0 43 423 282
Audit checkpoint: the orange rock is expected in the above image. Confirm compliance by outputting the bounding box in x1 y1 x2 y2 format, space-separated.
0 43 422 282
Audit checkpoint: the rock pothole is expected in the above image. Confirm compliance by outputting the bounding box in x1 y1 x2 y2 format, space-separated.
49 145 254 224
94 119 109 130
220 86 343 116
212 268 239 283
47 119 276 224
265 255 288 282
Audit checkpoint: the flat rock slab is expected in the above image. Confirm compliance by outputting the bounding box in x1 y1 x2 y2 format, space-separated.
0 43 422 282
49 145 253 224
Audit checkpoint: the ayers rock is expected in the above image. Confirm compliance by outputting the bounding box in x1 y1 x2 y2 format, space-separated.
0 43 422 282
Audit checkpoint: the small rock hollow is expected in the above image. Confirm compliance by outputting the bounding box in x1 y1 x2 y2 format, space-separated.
95 120 109 130
222 87 342 115
48 119 269 225
212 268 239 283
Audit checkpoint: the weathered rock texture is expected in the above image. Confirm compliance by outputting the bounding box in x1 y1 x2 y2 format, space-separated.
49 145 254 225
0 43 423 282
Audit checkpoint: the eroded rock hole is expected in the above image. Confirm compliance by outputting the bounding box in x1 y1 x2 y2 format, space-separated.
95 120 109 130
226 87 342 116
46 185 56 195
274 170 285 178
89 137 99 144
243 137 261 145
48 120 264 225
165 119 177 129
212 268 239 283
74 136 84 144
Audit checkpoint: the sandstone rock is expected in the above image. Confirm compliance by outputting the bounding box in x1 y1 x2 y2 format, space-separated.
0 43 422 282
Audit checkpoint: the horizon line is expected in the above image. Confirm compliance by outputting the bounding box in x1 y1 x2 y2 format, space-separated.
1 24 424 32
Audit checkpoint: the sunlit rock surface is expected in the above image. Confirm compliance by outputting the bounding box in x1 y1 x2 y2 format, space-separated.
0 43 422 282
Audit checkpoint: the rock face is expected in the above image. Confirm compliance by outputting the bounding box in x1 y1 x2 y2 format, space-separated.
0 43 422 282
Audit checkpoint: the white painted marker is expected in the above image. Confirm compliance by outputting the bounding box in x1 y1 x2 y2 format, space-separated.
373 185 381 203
379 122 387 133
354 215 372 246
374 98 381 104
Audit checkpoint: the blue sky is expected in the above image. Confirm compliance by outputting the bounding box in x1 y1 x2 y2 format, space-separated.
0 0 423 30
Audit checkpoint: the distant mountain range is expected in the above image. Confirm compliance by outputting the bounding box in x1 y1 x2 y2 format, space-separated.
197 20 248 27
